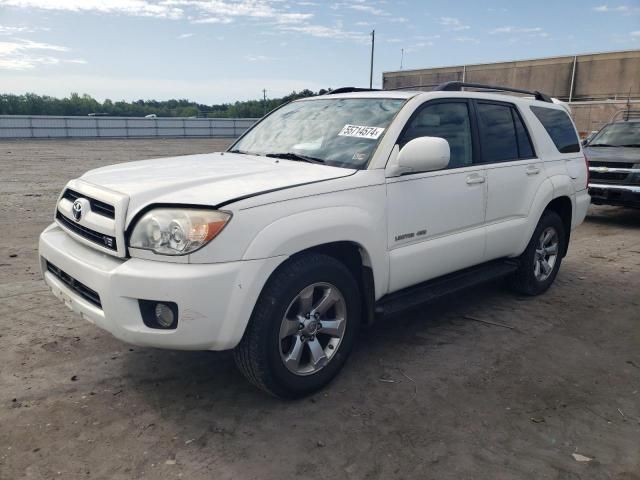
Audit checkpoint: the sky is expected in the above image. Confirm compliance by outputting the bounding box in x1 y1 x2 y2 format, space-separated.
0 0 638 104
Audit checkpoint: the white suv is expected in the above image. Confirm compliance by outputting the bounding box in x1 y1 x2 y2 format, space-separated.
39 82 590 398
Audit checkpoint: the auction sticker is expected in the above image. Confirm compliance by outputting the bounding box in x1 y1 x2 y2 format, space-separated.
338 124 385 140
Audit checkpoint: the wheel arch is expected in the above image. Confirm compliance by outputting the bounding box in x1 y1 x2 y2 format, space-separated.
543 196 572 257
291 241 376 327
242 206 388 300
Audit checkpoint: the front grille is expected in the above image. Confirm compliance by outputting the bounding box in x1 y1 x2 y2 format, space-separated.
62 189 115 219
589 161 634 169
46 261 102 308
590 171 630 183
56 211 118 251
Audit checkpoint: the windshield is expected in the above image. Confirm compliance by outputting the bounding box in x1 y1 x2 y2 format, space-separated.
588 121 640 147
230 97 406 168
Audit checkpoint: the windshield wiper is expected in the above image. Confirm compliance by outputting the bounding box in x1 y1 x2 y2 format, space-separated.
588 143 619 147
228 149 262 156
620 144 640 148
265 152 326 164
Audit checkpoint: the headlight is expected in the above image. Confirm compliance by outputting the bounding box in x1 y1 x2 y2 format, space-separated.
129 208 231 255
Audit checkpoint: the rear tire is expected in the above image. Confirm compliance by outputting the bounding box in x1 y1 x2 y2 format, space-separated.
510 211 565 296
234 253 361 398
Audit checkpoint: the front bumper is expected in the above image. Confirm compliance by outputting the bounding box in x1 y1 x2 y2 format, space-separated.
589 183 640 208
39 224 285 350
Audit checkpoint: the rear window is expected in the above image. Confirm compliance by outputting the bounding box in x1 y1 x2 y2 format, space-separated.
530 106 580 154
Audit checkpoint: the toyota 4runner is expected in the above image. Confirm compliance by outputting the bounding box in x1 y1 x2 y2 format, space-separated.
39 82 590 398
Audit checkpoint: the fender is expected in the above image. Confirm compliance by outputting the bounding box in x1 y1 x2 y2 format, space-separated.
242 206 389 298
513 177 554 256
549 174 576 201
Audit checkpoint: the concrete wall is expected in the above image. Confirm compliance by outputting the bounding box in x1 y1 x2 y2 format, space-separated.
383 50 640 102
0 116 258 139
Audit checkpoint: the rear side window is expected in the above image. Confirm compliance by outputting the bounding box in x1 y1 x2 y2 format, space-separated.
530 106 580 153
477 103 519 162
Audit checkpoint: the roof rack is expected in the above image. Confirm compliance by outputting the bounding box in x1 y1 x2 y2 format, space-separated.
385 84 439 91
325 87 381 95
434 81 553 103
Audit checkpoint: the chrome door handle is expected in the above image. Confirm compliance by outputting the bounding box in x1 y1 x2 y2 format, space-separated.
466 174 485 185
526 166 541 175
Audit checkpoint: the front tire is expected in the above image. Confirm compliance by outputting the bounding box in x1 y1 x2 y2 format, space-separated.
510 210 565 296
234 253 361 398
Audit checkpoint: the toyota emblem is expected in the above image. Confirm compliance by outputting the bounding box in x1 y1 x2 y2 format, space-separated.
72 199 84 221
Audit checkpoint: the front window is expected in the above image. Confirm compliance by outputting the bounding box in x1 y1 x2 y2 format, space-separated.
588 122 640 148
230 97 406 169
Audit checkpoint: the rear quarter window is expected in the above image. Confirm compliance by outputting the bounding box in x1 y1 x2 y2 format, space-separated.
530 106 580 154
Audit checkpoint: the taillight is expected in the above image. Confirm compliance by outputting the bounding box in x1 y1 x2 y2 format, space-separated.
584 153 590 189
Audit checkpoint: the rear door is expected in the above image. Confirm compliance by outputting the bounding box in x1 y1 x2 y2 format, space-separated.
475 100 546 260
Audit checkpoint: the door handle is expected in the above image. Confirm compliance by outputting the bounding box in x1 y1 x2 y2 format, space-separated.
526 166 541 175
466 174 485 185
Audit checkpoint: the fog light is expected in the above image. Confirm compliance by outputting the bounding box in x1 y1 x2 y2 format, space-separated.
139 300 178 329
155 303 175 328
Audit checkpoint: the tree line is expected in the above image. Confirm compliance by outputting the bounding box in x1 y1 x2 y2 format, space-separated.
0 89 331 118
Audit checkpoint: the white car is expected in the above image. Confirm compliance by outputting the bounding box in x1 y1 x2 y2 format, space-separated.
39 82 590 398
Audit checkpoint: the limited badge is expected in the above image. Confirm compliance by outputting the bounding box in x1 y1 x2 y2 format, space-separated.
338 124 385 140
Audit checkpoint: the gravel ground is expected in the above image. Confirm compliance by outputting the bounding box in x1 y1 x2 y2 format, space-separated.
1 139 639 480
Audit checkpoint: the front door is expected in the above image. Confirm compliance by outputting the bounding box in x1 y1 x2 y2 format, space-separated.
386 100 487 293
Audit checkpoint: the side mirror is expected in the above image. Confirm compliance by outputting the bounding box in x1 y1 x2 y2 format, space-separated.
397 137 450 173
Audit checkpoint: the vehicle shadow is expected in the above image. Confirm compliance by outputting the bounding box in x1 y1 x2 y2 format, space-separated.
586 205 640 228
118 279 511 416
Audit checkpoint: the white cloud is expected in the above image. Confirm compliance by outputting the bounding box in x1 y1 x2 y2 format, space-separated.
177 32 194 38
489 26 543 34
0 0 373 43
440 17 470 31
244 54 275 62
631 30 640 38
454 36 479 44
279 23 368 42
0 38 77 70
593 4 639 13
0 0 184 19
0 25 34 35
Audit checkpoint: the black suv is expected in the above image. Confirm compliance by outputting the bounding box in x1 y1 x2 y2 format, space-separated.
585 111 640 208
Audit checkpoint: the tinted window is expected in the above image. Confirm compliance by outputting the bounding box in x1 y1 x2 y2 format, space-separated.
399 102 473 168
588 121 640 147
513 109 535 158
477 103 518 162
530 106 580 153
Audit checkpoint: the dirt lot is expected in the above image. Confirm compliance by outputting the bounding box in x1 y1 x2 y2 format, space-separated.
1 139 639 480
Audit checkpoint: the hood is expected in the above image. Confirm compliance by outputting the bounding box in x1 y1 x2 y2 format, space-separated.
80 152 355 215
584 146 640 164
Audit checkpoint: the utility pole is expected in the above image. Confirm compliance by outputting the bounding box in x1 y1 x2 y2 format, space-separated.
262 89 267 117
369 29 375 89
400 48 404 70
